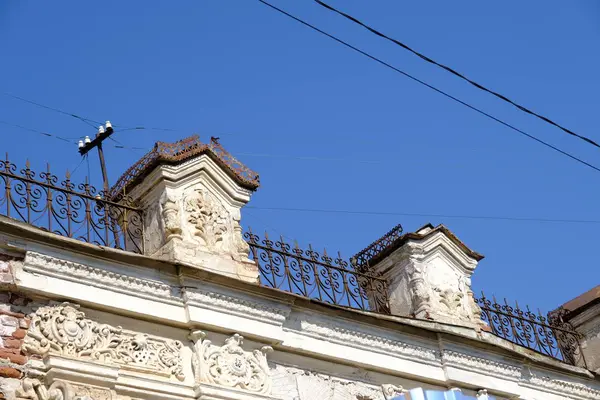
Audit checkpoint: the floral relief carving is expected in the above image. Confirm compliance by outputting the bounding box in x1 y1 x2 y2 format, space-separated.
185 189 230 252
190 331 273 394
434 286 464 312
22 303 185 381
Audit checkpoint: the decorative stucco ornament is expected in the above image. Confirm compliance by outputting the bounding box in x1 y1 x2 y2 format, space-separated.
406 261 432 319
381 384 405 400
17 378 117 400
22 303 185 380
160 194 182 240
185 189 230 252
16 378 65 400
190 331 273 394
272 365 405 400
232 212 250 261
476 389 489 399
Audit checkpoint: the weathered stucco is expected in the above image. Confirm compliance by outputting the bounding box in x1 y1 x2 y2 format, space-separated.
0 217 599 400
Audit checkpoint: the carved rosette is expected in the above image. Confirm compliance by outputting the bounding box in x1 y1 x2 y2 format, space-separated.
190 331 273 394
22 303 185 381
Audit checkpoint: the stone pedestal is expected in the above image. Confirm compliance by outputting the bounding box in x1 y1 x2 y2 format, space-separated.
368 224 485 328
120 137 260 283
553 285 600 372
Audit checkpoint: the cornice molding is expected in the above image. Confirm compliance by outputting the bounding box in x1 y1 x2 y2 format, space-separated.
297 318 440 365
184 287 291 325
23 251 181 305
442 350 521 381
521 370 600 400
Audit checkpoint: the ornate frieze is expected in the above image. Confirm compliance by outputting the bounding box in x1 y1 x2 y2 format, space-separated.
22 303 185 381
190 331 273 394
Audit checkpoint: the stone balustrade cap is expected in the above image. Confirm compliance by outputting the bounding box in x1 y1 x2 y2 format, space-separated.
110 135 260 199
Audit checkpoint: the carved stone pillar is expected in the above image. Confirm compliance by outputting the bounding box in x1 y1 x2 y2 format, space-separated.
367 224 485 328
113 136 260 283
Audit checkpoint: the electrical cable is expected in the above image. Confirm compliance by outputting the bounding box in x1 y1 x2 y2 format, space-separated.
0 119 388 164
69 154 87 179
257 0 600 174
2 92 101 128
86 153 91 183
0 120 78 144
246 205 600 225
107 135 145 153
313 0 600 150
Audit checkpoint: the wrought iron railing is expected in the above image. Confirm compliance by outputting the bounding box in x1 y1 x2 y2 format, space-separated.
0 156 587 367
0 156 144 253
351 223 403 272
476 293 586 368
245 229 390 313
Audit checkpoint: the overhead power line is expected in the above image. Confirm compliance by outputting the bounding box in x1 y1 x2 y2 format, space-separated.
0 120 78 144
2 92 100 129
257 0 600 174
246 205 600 225
1 119 383 164
313 0 600 151
2 92 191 135
0 120 147 152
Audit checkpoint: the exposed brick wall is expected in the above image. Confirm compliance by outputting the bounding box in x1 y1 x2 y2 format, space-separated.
0 253 30 399
0 256 14 289
0 292 29 379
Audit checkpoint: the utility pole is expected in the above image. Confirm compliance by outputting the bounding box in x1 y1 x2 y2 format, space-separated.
78 121 114 195
78 121 121 248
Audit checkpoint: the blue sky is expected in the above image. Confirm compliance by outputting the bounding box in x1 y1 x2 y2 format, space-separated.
1 1 599 313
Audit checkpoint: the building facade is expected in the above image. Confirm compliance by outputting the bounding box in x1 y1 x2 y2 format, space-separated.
0 136 598 400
